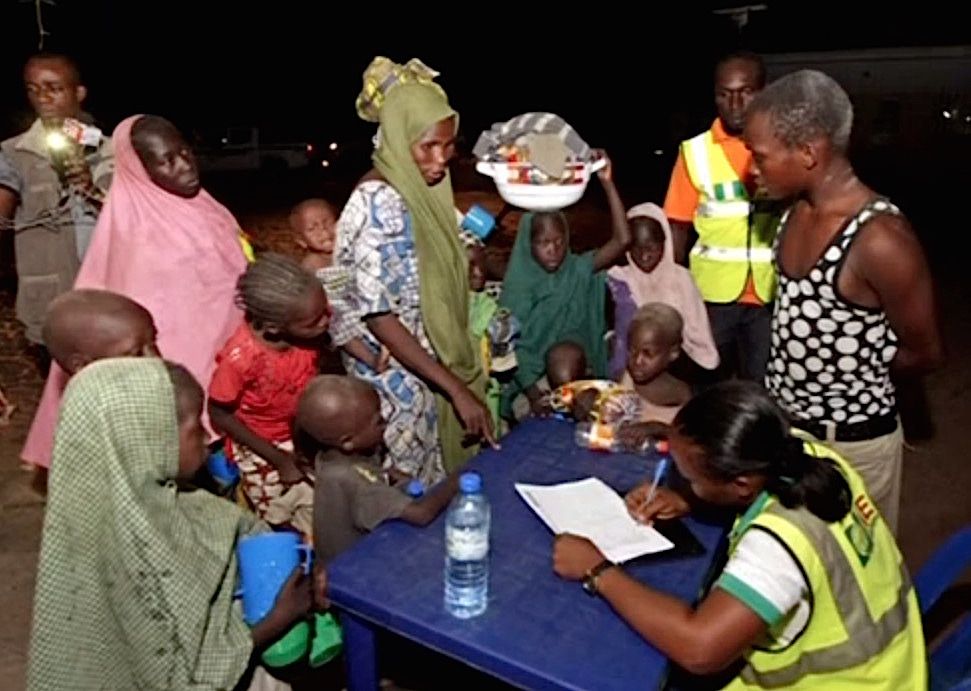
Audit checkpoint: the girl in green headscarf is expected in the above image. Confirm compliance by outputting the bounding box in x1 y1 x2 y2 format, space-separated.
334 58 495 477
500 155 631 420
27 359 311 690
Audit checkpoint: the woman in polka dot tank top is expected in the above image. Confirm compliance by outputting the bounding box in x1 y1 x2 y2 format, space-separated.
744 70 942 533
768 199 901 427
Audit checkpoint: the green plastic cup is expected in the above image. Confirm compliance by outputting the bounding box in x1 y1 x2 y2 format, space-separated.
309 612 343 667
261 620 310 668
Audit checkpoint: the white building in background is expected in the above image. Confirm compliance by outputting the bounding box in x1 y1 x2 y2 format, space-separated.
763 46 971 148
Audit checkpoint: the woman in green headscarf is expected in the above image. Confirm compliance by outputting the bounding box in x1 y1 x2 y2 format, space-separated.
27 359 311 690
334 58 494 478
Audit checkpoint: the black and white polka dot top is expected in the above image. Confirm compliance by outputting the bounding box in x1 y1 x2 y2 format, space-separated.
767 198 900 425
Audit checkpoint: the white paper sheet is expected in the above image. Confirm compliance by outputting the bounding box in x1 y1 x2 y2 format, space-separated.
516 477 674 563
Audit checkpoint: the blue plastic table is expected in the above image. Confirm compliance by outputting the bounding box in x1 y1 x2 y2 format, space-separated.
327 418 727 690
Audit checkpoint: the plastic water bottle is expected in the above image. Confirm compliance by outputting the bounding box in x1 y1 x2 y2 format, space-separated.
575 421 669 455
444 472 490 618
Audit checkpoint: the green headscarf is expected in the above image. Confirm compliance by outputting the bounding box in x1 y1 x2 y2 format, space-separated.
499 213 608 415
28 359 258 690
358 57 486 471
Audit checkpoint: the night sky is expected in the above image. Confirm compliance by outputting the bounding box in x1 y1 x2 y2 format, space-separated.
2 3 967 144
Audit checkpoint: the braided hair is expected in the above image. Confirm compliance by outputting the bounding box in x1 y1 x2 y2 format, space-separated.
674 381 851 522
236 253 320 330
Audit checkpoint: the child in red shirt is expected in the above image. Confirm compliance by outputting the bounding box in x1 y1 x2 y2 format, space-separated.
209 253 330 529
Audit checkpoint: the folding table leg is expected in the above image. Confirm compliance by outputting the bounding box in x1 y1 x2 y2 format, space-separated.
341 611 378 691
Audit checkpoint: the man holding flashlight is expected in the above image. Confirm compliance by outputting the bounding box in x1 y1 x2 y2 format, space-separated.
0 53 114 371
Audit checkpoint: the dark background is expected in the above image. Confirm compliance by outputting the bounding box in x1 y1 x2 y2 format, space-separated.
2 3 968 192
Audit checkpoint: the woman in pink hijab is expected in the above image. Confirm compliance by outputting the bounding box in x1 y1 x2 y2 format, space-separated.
22 115 247 468
607 202 718 380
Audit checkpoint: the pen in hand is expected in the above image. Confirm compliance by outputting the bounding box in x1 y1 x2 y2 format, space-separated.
638 457 670 517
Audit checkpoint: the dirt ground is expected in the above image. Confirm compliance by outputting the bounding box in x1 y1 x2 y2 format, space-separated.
1 170 969 688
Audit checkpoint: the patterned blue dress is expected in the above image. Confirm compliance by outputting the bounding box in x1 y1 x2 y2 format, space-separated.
334 180 444 483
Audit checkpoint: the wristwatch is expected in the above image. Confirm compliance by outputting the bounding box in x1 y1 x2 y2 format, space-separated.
581 559 616 596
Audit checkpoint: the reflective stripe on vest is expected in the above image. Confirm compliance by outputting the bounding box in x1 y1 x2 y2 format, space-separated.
698 200 751 218
738 503 914 688
686 135 750 211
690 245 774 263
682 129 778 303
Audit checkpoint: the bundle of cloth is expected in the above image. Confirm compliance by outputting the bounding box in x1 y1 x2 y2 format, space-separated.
473 112 593 182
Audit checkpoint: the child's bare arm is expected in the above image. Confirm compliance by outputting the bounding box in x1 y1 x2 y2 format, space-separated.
669 220 695 266
592 152 632 272
208 400 304 484
342 338 389 372
399 473 461 526
251 568 312 647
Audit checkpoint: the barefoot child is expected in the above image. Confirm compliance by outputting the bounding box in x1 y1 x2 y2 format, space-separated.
208 254 329 534
296 375 460 564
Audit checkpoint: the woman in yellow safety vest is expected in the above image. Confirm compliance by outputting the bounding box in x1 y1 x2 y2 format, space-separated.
553 380 925 690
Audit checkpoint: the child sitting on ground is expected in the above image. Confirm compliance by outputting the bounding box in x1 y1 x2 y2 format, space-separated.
552 304 691 435
208 253 329 537
28 358 310 690
296 375 460 564
290 197 388 374
518 341 591 418
621 303 692 424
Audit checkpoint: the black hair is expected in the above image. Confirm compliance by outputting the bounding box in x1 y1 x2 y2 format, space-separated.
629 303 683 349
163 361 203 422
26 51 82 84
674 381 851 522
235 252 320 329
530 211 568 241
630 216 666 247
131 115 182 156
546 341 587 389
715 50 766 89
748 70 854 153
289 198 337 225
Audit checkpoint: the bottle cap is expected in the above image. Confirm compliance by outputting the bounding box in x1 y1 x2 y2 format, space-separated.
459 472 482 494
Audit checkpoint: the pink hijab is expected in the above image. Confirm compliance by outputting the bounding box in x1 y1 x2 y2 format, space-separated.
608 203 719 370
22 115 246 468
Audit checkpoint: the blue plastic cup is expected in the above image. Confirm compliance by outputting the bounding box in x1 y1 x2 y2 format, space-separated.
236 532 311 626
207 449 239 490
461 204 496 240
